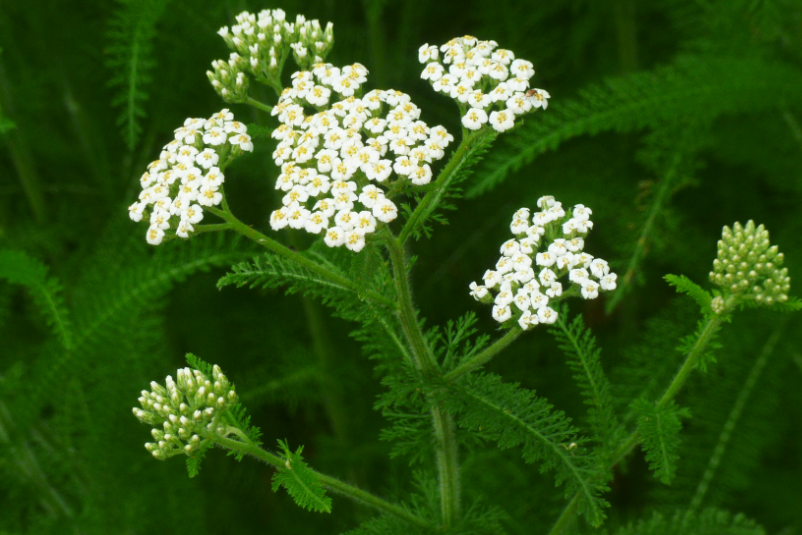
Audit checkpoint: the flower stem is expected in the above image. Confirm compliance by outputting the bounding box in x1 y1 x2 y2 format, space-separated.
204 205 397 310
384 232 461 526
443 327 523 381
245 96 274 114
398 129 496 244
545 306 730 535
210 434 431 528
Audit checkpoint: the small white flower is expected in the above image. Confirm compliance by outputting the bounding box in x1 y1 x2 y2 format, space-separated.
198 185 223 207
344 230 366 252
324 226 346 247
600 273 618 291
500 239 520 257
529 89 550 110
581 280 600 299
195 149 220 169
304 212 329 234
518 309 538 330
514 267 535 284
496 256 513 274
373 199 398 223
146 225 165 245
461 108 488 130
573 204 592 221
229 133 254 152
182 204 204 225
270 206 291 232
536 251 555 267
530 291 549 309
128 202 145 222
589 258 610 278
492 305 512 323
469 282 489 301
176 221 194 238
545 282 563 298
537 306 558 324
489 110 515 132
569 268 589 284
483 269 502 289
539 268 556 285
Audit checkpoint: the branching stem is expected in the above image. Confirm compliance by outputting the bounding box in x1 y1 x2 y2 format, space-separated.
204 205 397 309
246 96 274 114
384 232 461 526
210 434 431 528
444 327 523 381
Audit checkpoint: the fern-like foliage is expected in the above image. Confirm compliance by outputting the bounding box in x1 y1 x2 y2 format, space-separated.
105 0 170 149
550 308 618 465
609 507 765 535
445 373 609 526
664 274 712 315
0 249 73 350
273 440 333 513
632 399 690 485
467 55 802 197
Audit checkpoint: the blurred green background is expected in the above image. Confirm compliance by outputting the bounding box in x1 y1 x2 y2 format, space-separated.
1 0 802 533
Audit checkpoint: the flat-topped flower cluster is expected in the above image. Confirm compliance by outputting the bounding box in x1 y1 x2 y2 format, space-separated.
470 196 617 330
418 36 549 133
127 109 253 245
209 9 334 102
133 365 238 460
268 63 454 252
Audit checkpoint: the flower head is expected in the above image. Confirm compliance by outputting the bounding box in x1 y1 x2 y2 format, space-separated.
469 197 615 329
419 36 549 133
133 364 238 460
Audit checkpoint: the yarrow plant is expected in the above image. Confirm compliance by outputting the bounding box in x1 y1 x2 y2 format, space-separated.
469 196 616 329
122 6 800 535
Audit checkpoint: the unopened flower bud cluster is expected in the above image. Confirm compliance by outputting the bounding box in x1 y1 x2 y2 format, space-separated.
210 9 334 102
268 63 454 252
127 110 254 245
710 220 790 306
470 196 617 330
419 36 549 133
133 365 238 460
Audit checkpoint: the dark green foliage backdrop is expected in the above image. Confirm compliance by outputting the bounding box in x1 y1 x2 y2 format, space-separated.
1 0 801 533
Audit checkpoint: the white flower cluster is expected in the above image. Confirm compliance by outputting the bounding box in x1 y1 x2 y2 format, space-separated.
127 109 254 245
133 365 237 460
210 9 334 102
469 196 617 330
268 63 454 253
418 36 550 133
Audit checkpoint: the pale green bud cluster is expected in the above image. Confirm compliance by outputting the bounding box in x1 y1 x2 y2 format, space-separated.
710 220 790 306
133 365 238 460
209 9 334 99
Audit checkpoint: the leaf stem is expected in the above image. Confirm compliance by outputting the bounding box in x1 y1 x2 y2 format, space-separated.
398 129 496 244
204 205 397 309
384 232 461 526
443 327 522 381
210 435 431 528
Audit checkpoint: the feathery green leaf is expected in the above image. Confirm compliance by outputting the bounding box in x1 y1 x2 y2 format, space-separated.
633 399 690 485
272 440 332 513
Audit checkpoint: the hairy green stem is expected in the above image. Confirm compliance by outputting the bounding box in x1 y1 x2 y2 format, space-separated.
204 205 397 309
398 130 496 244
385 233 461 526
444 327 523 381
546 306 731 535
211 434 430 528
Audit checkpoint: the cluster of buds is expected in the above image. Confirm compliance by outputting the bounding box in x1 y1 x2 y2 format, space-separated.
268 63 453 252
133 365 238 460
127 109 253 245
210 9 334 101
470 196 616 330
710 221 790 308
419 36 549 133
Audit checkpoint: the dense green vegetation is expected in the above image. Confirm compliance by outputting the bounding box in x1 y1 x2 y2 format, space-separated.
1 1 801 534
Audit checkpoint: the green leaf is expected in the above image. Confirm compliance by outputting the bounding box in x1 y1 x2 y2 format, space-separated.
665 274 712 314
0 250 73 350
550 309 617 464
446 373 609 525
349 245 384 301
611 508 765 535
467 55 802 197
272 440 332 513
632 399 690 485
